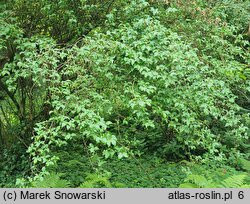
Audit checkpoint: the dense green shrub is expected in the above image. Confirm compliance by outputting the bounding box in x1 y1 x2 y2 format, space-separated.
0 0 249 186
8 0 124 43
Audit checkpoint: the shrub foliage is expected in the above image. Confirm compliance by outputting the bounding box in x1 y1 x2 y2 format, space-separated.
0 0 249 186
